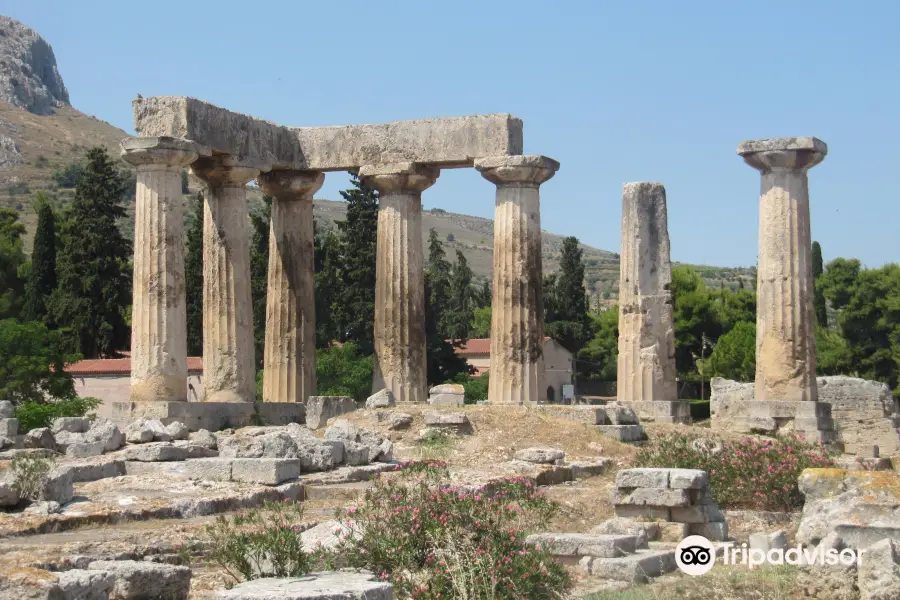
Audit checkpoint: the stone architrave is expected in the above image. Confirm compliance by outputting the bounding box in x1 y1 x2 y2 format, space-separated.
122 137 208 402
738 137 826 403
192 156 261 403
616 183 682 421
475 155 559 405
257 170 324 403
359 162 439 404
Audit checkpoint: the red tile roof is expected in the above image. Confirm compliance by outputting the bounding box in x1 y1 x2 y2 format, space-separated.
67 357 203 375
454 337 552 357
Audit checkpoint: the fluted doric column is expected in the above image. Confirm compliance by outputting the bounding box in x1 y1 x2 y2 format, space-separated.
122 136 207 402
257 170 324 403
617 182 678 405
475 155 559 405
739 137 827 403
359 162 439 404
192 156 260 403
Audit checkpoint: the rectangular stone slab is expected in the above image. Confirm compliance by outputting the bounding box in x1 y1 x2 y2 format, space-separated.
525 533 637 558
134 96 523 171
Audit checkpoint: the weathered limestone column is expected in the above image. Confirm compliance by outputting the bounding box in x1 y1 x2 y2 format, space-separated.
359 162 438 404
192 156 260 403
475 155 559 405
739 137 826 402
616 182 687 422
738 137 834 441
257 170 324 403
122 136 206 403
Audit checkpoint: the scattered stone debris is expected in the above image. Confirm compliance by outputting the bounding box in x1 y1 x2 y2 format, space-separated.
365 389 395 409
214 571 392 599
427 383 465 407
306 396 358 429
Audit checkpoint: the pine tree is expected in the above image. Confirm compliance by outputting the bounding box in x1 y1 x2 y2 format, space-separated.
545 236 592 353
0 208 26 321
23 193 57 323
444 249 473 340
250 196 272 367
812 240 827 327
334 172 378 355
185 192 204 356
50 147 131 358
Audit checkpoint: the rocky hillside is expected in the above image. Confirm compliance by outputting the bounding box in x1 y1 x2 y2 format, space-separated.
0 16 68 116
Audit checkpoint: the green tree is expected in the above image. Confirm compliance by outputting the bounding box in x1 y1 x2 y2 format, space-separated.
316 342 373 401
819 258 861 310
443 250 473 340
50 147 132 358
22 194 57 323
334 172 378 354
471 306 492 338
314 226 344 348
0 319 81 404
816 325 853 376
250 197 272 367
0 208 27 320
473 279 491 309
812 241 827 327
705 321 756 382
425 230 470 384
671 266 721 381
578 308 619 381
181 169 190 194
185 192 204 356
544 237 592 353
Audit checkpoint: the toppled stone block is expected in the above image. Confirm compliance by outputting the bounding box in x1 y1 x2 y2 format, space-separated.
188 429 218 449
218 431 297 459
612 488 691 508
423 411 469 430
602 403 639 425
324 419 357 442
214 571 392 600
343 441 370 466
858 538 900 600
84 418 124 452
183 458 234 482
535 405 607 425
57 456 125 483
0 566 114 600
166 421 190 440
124 417 171 443
24 500 61 515
295 438 340 472
122 442 189 462
52 416 91 434
526 533 637 558
387 412 412 430
42 468 74 504
375 439 393 463
0 480 19 507
514 447 565 464
173 440 219 459
597 424 645 442
616 468 671 489
232 458 302 485
365 389 395 409
0 418 18 437
428 384 465 407
505 460 573 486
87 560 191 600
0 400 13 418
65 439 106 458
570 459 612 479
307 396 358 429
55 569 116 599
668 469 709 490
580 548 677 583
590 518 659 549
23 427 55 450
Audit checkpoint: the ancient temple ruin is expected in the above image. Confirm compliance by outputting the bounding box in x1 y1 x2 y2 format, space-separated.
122 96 558 409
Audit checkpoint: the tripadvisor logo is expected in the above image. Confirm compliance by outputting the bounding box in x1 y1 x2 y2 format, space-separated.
676 535 867 576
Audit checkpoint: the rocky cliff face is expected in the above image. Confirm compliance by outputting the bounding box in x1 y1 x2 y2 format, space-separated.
0 15 69 115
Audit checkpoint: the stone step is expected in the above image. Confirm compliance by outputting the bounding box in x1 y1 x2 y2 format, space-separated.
580 547 677 583
526 533 637 559
303 481 373 502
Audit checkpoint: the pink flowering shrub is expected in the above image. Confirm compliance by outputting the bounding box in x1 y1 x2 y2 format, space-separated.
634 432 835 511
334 460 571 599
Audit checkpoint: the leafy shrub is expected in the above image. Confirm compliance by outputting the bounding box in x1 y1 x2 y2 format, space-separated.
447 370 488 403
203 499 314 585
15 396 100 432
689 400 711 421
705 321 756 381
635 432 834 511
333 460 571 599
12 454 56 501
316 342 373 401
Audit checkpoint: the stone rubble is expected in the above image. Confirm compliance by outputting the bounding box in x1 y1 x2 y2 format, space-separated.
214 571 393 600
87 560 191 600
365 389 395 409
306 396 358 429
427 383 465 406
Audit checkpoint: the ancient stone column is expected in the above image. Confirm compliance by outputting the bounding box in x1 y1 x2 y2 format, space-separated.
257 170 324 403
616 183 683 420
122 136 206 403
359 162 439 404
739 137 826 403
475 155 559 405
192 156 260 403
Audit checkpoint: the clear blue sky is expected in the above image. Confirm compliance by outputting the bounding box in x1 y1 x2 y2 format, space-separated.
5 0 898 268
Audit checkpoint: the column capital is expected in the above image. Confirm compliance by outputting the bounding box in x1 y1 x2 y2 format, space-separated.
192 155 261 187
358 162 439 195
257 170 324 199
120 136 209 169
475 155 559 187
738 137 827 173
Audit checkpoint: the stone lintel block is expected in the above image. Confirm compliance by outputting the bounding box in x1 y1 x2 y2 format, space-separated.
109 401 304 432
614 505 671 521
688 521 729 541
616 468 670 489
612 488 691 508
214 571 393 599
231 459 302 485
121 135 210 166
737 137 827 157
667 469 709 490
525 533 637 558
597 424 645 442
135 96 523 172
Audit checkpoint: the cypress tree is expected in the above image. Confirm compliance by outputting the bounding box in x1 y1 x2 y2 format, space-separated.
812 240 828 327
0 208 26 320
185 192 204 356
424 231 469 383
250 196 272 367
314 226 343 348
334 172 378 355
50 147 131 358
24 194 57 322
545 236 592 353
444 249 474 340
